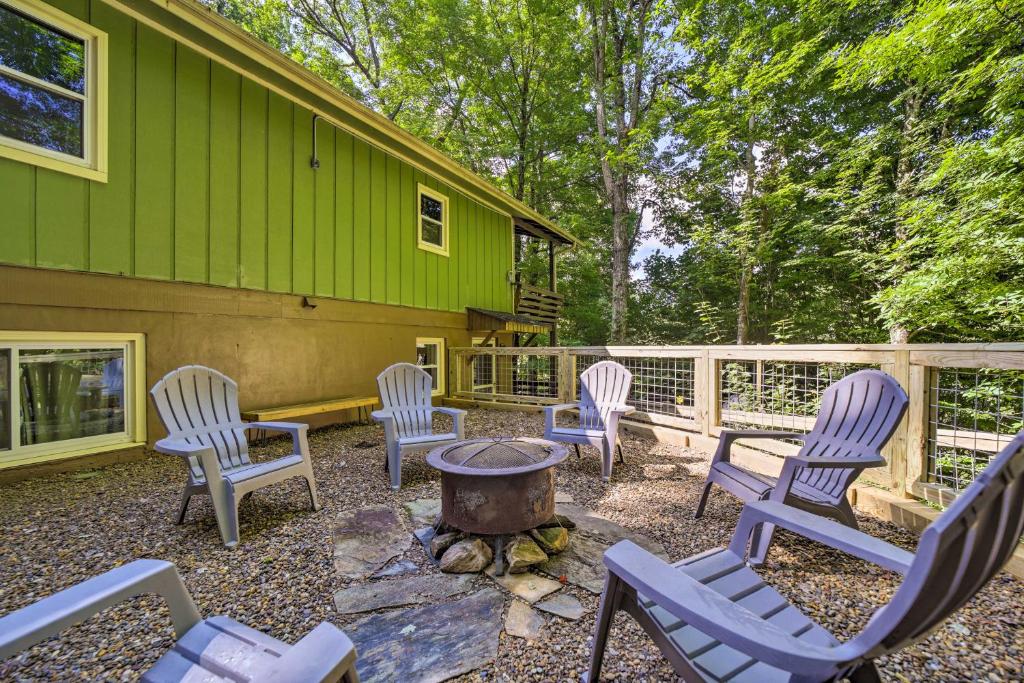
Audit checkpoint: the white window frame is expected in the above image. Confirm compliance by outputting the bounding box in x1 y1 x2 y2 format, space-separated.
0 331 145 469
471 337 496 393
417 183 450 257
0 0 108 182
415 337 446 397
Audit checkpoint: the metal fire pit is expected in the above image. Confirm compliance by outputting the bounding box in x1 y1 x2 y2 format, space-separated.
426 437 569 536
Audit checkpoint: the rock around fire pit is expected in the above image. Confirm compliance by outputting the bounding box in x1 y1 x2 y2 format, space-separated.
426 438 571 574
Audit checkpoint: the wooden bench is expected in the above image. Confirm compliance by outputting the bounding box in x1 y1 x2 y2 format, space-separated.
242 396 379 430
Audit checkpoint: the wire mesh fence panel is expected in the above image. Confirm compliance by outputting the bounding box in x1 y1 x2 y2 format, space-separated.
927 367 1024 492
719 361 874 436
453 350 560 402
574 354 696 420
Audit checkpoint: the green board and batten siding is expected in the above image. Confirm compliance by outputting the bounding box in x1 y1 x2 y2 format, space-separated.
0 0 513 315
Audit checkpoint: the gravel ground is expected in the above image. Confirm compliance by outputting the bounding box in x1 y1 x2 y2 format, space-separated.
0 409 1021 682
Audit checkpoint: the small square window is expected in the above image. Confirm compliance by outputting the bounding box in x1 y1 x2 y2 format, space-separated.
0 0 107 181
417 184 449 256
415 337 445 396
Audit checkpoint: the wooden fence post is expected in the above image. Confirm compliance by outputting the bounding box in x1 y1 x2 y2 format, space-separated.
693 350 712 437
887 350 912 494
558 348 574 403
904 363 931 497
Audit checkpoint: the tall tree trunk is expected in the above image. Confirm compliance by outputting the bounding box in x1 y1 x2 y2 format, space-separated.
889 89 922 344
737 113 757 345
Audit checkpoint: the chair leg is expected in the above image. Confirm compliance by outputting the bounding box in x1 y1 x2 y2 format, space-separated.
835 496 859 529
587 572 624 683
387 442 402 491
694 480 713 519
600 439 613 482
749 521 776 566
209 485 240 549
304 467 322 512
616 439 625 464
574 443 581 459
175 487 193 525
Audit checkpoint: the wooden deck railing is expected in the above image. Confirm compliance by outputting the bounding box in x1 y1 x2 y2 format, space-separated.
514 282 563 327
447 344 1024 502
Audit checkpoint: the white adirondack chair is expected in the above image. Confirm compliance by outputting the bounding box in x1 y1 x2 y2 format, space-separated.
372 363 466 490
0 559 359 682
544 360 635 482
150 365 321 548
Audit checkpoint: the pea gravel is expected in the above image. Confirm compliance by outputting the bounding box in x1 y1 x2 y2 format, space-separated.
0 410 1021 681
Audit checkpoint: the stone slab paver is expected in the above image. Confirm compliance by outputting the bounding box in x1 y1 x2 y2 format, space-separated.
334 506 410 579
372 559 419 578
404 499 441 528
483 564 562 603
504 600 545 641
334 573 475 614
556 503 668 558
535 593 587 621
349 589 504 683
537 533 608 594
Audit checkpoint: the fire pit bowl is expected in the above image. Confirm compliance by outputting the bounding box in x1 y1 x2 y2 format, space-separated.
426 437 569 536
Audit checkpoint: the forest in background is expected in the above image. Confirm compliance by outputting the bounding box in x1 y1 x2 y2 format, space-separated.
203 0 1024 346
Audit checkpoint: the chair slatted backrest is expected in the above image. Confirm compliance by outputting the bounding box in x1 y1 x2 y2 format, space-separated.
854 432 1024 657
377 363 434 439
150 366 251 479
795 369 909 501
578 361 633 431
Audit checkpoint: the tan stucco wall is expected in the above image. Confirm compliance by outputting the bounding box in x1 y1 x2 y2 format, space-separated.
0 265 474 477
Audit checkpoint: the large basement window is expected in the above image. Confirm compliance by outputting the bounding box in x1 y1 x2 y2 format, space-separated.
416 337 445 396
0 332 145 468
417 184 449 256
0 0 107 181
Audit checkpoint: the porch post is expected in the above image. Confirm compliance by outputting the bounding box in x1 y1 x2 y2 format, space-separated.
548 239 558 346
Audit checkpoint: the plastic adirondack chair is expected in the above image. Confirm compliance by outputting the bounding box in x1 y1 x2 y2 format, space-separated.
372 362 466 490
0 559 359 682
150 365 321 548
589 431 1024 683
544 360 635 482
695 368 908 561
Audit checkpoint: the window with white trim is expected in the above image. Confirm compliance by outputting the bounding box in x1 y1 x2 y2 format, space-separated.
0 0 107 181
417 184 449 256
415 337 445 396
471 337 496 393
0 333 144 466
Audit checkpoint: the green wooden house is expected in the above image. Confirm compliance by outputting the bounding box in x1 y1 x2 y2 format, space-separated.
0 0 575 476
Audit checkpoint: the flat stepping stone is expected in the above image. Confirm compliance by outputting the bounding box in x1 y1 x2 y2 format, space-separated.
349 588 504 683
504 600 545 641
556 504 668 559
404 499 441 528
372 559 419 578
642 463 680 479
535 593 587 621
554 491 574 503
537 533 608 594
334 506 411 579
334 574 474 614
484 564 562 603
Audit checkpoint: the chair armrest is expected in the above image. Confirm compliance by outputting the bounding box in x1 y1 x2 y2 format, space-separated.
370 409 394 423
254 623 357 683
248 421 308 435
0 560 201 661
603 541 847 675
728 501 914 575
545 403 580 436
154 438 215 459
431 406 467 418
712 429 806 465
248 421 311 457
545 403 580 415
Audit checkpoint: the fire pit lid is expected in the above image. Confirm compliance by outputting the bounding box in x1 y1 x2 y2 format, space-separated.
427 437 568 476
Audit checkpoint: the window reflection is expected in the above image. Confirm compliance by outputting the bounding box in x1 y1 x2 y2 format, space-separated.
19 348 125 446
